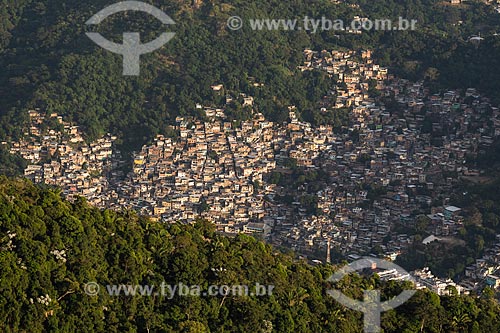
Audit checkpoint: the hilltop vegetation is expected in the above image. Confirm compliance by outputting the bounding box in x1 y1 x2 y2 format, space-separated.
0 177 500 332
1 0 500 156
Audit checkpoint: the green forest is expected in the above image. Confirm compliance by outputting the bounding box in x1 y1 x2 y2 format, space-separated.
0 177 499 332
1 0 500 159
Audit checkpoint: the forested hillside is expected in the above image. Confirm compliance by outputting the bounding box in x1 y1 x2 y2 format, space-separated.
1 0 500 155
1 177 500 332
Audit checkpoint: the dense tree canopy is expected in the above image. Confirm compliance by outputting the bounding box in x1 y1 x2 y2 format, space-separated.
0 177 500 332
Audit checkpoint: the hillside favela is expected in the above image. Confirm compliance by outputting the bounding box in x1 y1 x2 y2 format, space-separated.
3 1 500 332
